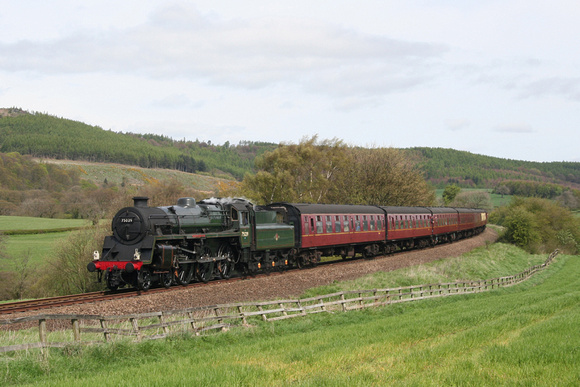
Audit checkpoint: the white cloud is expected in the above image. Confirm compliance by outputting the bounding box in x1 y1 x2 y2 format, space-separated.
519 77 580 101
0 3 446 103
1 0 579 162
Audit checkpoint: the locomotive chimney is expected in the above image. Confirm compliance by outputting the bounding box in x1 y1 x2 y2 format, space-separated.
133 196 149 208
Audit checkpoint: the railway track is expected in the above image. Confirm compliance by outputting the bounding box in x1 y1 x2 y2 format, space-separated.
0 256 353 315
0 288 167 315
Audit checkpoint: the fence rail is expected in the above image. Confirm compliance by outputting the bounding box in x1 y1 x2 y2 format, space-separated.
0 250 559 354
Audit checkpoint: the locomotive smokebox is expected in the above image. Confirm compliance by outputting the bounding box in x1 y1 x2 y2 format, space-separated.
133 196 149 208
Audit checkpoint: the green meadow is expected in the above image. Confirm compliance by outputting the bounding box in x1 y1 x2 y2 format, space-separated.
2 244 578 386
0 216 90 233
0 216 92 271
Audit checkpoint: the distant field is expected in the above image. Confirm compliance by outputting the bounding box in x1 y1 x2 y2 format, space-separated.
2 232 70 270
434 188 511 208
0 216 92 271
0 216 89 232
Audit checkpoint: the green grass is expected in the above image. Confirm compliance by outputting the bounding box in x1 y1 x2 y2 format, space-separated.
0 216 90 232
2 232 70 270
435 188 512 208
2 245 578 386
303 243 546 298
0 216 93 272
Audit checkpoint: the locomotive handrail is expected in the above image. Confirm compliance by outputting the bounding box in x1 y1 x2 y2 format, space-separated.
0 250 559 354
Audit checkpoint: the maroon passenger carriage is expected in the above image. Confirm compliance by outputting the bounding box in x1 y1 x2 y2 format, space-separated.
264 203 386 266
380 206 433 252
263 203 487 267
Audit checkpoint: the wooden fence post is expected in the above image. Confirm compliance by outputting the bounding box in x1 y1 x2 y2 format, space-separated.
130 317 140 341
237 306 247 326
159 313 169 335
279 303 288 317
72 319 80 342
257 305 267 322
187 312 200 336
100 318 109 342
39 318 47 347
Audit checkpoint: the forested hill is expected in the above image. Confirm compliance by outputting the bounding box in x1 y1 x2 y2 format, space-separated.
406 147 580 189
0 109 276 179
1 108 579 189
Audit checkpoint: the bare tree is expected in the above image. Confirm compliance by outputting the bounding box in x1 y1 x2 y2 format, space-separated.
556 191 579 210
451 191 493 210
496 184 511 198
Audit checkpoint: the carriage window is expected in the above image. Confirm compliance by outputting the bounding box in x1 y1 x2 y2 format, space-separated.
310 218 315 233
355 216 361 231
370 215 375 231
363 215 368 231
326 216 333 233
344 215 350 232
304 219 309 234
316 216 323 233
335 216 341 232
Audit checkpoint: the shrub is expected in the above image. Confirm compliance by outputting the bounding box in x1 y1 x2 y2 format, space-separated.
491 197 580 254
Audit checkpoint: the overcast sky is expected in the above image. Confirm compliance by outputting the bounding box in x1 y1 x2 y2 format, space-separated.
1 1 579 162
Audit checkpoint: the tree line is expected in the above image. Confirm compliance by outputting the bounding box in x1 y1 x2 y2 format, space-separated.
408 147 580 189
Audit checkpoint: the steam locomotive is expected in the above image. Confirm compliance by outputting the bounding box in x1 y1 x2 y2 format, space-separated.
87 197 487 291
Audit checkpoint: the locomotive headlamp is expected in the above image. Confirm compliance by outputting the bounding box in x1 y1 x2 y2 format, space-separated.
93 251 100 261
133 249 141 261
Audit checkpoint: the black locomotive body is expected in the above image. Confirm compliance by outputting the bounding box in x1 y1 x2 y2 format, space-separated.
87 196 294 290
88 197 487 291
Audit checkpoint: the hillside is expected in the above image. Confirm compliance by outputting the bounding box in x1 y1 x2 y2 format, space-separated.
1 108 579 191
406 147 580 189
0 108 276 180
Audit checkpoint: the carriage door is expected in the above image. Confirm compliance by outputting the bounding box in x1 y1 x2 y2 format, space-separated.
232 203 252 249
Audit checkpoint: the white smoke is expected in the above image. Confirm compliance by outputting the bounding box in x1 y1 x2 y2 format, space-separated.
201 197 254 206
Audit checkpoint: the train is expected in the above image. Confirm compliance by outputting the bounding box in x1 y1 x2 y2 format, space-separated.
87 196 488 291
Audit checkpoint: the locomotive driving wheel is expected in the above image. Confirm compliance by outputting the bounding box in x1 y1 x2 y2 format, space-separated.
216 244 234 279
174 259 193 286
196 247 214 283
161 272 173 288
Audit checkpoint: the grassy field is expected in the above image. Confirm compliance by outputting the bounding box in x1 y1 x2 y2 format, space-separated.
0 216 90 232
0 217 92 271
2 244 578 386
434 188 511 208
1 232 70 270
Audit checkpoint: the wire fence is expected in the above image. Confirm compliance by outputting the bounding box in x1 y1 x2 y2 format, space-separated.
0 250 559 354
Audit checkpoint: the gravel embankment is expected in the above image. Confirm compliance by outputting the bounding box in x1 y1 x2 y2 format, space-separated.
8 228 498 318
